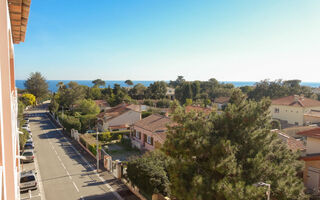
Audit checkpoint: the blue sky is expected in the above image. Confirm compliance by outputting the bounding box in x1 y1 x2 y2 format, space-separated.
14 0 320 82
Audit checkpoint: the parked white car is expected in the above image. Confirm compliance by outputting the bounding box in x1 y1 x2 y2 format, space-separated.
21 150 34 163
20 170 37 192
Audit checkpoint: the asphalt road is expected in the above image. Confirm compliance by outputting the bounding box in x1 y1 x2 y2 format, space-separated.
26 106 123 200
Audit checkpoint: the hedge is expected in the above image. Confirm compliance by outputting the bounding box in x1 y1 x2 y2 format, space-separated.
93 130 130 142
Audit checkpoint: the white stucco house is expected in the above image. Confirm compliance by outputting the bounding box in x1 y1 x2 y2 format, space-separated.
270 95 320 126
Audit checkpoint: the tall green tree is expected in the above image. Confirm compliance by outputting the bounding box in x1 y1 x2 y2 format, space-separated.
58 81 85 109
129 83 147 99
163 89 307 200
125 79 134 86
92 79 106 88
146 81 167 99
75 99 100 115
169 76 185 88
24 72 49 101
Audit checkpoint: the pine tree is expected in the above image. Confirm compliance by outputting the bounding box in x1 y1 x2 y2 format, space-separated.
162 89 307 200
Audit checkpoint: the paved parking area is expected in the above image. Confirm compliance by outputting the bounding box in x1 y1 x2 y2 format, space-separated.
20 150 43 199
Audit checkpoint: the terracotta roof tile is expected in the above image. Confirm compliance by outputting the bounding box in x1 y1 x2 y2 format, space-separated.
271 95 320 107
274 130 306 151
214 97 230 104
97 103 138 120
297 127 320 139
134 114 171 132
94 100 109 107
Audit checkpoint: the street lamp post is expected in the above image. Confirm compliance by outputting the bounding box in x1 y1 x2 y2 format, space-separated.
96 128 99 172
253 182 270 200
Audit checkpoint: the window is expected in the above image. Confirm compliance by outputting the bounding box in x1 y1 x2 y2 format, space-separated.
135 131 141 139
274 108 279 113
147 136 153 145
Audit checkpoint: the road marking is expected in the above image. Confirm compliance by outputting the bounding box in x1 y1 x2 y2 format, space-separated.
60 162 66 169
46 116 123 200
72 181 80 192
57 156 62 162
33 130 47 200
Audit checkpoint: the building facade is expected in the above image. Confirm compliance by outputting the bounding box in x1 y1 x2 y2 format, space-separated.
298 128 320 194
270 95 320 126
131 114 171 151
0 0 31 199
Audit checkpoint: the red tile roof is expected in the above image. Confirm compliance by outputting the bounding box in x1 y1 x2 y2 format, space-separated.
304 110 320 118
94 100 109 108
297 127 320 139
271 95 320 107
185 105 212 114
134 114 171 132
214 97 230 104
275 131 306 151
109 124 129 129
97 103 138 119
134 114 172 142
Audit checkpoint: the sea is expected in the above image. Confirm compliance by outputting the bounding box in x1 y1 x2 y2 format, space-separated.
15 80 320 93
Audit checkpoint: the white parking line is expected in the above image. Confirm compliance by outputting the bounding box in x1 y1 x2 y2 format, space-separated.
57 155 62 162
46 116 123 200
72 181 80 192
33 128 46 200
60 162 66 169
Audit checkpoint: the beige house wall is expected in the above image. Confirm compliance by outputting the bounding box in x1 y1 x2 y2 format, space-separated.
270 105 320 126
306 137 320 155
303 160 320 188
0 0 20 199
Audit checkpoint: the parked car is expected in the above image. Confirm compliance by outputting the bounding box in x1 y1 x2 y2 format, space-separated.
25 141 34 148
22 124 30 132
86 130 96 134
26 136 33 143
24 143 34 151
24 117 29 124
20 170 37 192
21 150 34 163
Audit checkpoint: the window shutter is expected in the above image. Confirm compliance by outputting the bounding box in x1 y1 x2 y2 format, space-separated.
144 135 147 143
133 129 136 137
151 137 154 145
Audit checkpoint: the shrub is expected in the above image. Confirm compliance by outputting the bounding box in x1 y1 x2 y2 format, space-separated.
120 137 132 149
127 151 171 197
156 99 171 108
79 136 86 147
59 114 81 132
143 99 154 106
96 130 130 142
88 144 97 156
142 111 152 118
